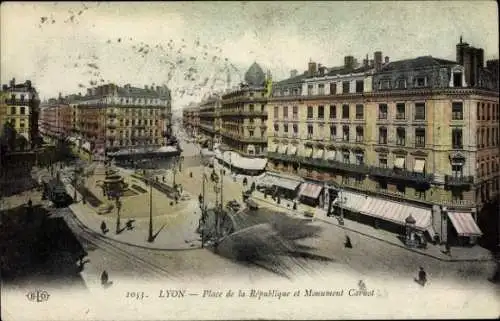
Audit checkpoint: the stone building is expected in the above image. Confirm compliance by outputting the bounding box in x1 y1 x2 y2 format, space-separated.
265 40 499 247
182 104 200 138
1 78 41 151
198 94 222 148
41 83 176 161
219 62 269 157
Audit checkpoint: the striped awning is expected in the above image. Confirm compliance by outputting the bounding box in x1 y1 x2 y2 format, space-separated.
359 197 432 231
394 157 405 169
447 212 482 236
287 145 297 155
326 150 336 161
299 182 323 199
272 176 301 191
414 159 426 173
332 191 369 212
313 149 324 159
278 145 288 154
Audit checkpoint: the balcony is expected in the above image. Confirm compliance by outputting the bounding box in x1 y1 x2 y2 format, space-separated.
370 166 434 184
107 111 117 118
134 124 146 129
445 175 474 187
267 153 370 174
240 136 267 143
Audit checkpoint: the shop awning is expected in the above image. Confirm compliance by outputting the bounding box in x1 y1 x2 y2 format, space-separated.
394 157 405 169
359 197 432 231
313 149 324 159
414 159 426 173
332 190 369 212
271 176 301 191
278 145 288 154
326 150 336 161
447 212 483 236
299 182 323 199
287 145 297 155
302 147 313 158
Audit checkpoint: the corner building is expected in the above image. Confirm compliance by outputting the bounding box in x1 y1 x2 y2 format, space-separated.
267 41 499 247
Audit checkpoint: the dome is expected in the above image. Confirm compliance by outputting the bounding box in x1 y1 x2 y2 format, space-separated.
244 62 266 86
405 214 416 224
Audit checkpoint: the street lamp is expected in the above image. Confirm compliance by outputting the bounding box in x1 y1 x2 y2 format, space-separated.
147 173 154 243
337 188 347 225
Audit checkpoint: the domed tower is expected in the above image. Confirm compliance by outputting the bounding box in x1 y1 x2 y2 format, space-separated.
244 62 266 87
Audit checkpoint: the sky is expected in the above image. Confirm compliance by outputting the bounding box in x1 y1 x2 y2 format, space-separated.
1 1 498 109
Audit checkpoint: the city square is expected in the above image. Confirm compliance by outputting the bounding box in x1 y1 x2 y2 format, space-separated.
1 2 499 320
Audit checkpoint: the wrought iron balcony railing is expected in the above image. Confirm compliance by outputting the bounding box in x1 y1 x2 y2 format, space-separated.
370 166 434 183
445 175 474 186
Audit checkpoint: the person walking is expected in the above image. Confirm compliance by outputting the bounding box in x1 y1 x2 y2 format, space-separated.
101 270 109 285
417 267 427 286
344 235 353 248
100 221 108 234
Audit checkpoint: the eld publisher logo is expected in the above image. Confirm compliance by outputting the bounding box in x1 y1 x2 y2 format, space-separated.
26 290 50 303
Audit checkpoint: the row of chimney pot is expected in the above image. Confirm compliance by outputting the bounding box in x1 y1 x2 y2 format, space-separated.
302 52 390 78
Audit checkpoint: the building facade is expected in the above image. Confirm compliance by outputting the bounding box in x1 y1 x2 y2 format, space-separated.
266 41 499 247
219 62 269 157
182 105 199 138
40 83 175 161
1 78 41 151
198 94 222 148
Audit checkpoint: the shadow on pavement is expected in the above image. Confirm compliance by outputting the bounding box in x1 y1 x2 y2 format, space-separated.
0 205 88 288
214 212 334 279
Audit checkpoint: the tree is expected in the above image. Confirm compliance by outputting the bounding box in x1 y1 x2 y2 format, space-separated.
1 120 17 152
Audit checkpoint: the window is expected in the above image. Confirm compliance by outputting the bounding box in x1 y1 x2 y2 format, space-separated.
415 76 427 88
283 124 288 133
415 188 426 200
318 105 324 119
396 78 406 89
261 104 265 111
477 102 480 120
379 80 391 90
342 81 350 94
307 84 313 95
330 83 337 95
379 155 388 168
414 103 426 120
452 102 463 120
355 153 364 165
486 128 489 147
273 106 278 119
396 128 406 146
487 103 491 120
452 164 463 177
415 128 426 148
330 125 336 138
329 105 336 119
10 106 15 115
292 106 298 119
396 103 405 119
283 106 288 119
20 94 25 102
378 104 388 119
307 106 313 119
355 104 364 119
20 107 25 115
273 124 279 132
249 92 254 97
293 124 298 134
453 73 462 87
356 127 364 142
356 80 364 93
19 120 25 128
378 180 388 190
342 104 349 119
10 94 15 102
378 127 387 144
307 124 313 137
249 104 254 112
318 84 325 95
249 130 254 137
342 126 349 141
343 151 350 163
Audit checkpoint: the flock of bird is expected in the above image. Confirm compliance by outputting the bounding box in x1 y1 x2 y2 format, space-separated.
37 3 244 101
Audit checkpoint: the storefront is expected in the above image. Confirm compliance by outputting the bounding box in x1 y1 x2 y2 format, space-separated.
298 182 324 207
258 173 302 200
215 150 267 176
445 210 482 246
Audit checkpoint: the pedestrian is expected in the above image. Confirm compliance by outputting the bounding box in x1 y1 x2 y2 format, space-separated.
100 221 107 234
344 235 353 248
417 267 427 286
162 176 165 182
101 270 109 286
445 243 451 256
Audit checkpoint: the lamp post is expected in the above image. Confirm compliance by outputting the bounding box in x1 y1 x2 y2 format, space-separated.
147 173 154 243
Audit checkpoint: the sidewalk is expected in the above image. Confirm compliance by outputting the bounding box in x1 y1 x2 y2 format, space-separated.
251 191 494 262
64 180 203 251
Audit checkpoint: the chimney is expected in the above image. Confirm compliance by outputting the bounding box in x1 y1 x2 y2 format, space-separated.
78 93 82 96
344 56 355 69
308 60 317 77
10 78 15 87
318 64 325 76
384 56 390 64
144 85 149 90
374 51 383 71
25 80 32 88
290 69 298 78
